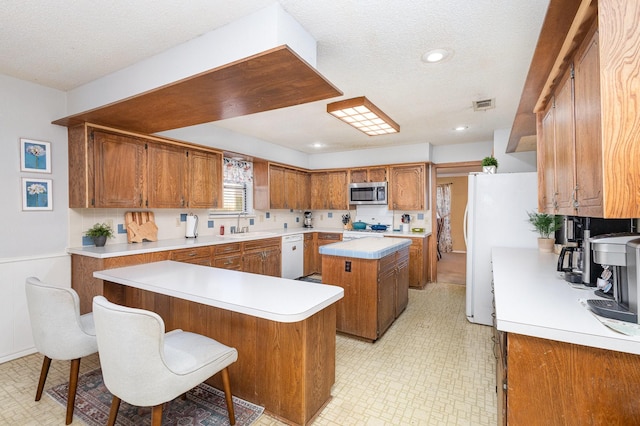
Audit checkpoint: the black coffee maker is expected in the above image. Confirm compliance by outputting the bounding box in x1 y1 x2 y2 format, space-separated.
559 216 634 287
556 217 585 283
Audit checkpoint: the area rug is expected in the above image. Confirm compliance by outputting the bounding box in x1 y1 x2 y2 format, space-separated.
46 368 264 425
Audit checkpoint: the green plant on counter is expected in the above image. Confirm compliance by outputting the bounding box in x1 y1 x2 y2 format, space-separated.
481 156 499 168
85 222 114 239
527 211 562 239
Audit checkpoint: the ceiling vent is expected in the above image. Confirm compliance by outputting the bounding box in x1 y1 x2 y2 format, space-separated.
473 98 495 111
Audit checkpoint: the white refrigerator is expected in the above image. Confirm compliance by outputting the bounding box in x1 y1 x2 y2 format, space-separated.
464 172 538 326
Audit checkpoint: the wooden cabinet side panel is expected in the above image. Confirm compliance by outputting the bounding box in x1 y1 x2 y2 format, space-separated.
71 255 105 314
599 0 640 218
540 103 557 213
68 125 91 208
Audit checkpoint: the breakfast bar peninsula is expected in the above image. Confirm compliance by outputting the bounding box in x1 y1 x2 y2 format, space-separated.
94 260 343 426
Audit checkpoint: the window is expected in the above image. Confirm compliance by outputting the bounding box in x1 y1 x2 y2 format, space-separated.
222 183 251 213
211 158 254 215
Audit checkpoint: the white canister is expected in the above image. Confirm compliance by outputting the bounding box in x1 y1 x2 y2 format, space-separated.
402 224 410 233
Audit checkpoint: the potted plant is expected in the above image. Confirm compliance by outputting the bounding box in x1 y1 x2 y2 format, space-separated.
85 222 114 247
481 156 498 174
527 211 562 252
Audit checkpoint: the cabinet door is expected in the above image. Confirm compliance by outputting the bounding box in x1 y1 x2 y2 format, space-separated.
269 166 286 209
213 254 242 270
390 164 425 210
242 251 264 274
395 252 409 315
303 233 315 275
298 171 311 210
147 143 187 208
189 150 222 209
328 171 348 209
310 173 328 209
539 102 557 213
408 242 423 288
262 246 282 277
377 267 396 337
93 130 146 208
350 169 368 183
574 30 603 216
368 167 387 182
315 233 341 273
284 168 298 209
553 70 576 215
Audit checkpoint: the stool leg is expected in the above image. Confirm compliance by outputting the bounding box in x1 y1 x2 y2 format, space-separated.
35 356 52 401
107 396 121 426
221 367 236 425
66 358 81 425
151 404 163 426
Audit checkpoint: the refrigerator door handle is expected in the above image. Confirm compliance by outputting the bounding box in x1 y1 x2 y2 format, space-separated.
463 203 469 246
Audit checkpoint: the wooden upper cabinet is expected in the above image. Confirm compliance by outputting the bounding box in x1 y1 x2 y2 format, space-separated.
188 149 222 209
553 69 576 215
68 124 222 209
390 164 425 210
349 166 387 183
573 27 603 217
262 164 310 210
93 130 146 208
146 143 187 208
312 171 348 210
539 101 557 213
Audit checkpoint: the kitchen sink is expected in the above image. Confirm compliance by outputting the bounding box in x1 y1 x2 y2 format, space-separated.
218 231 278 240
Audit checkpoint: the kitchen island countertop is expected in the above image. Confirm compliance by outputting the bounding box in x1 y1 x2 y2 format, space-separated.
492 247 640 355
94 260 343 323
318 236 412 259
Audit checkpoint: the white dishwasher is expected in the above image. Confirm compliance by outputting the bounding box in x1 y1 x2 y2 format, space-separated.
281 234 304 279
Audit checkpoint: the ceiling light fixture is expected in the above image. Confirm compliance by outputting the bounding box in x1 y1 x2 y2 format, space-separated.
454 126 468 131
422 48 450 63
327 96 399 136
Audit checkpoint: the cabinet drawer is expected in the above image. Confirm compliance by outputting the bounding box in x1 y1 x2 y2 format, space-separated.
213 242 241 255
213 255 242 270
317 233 341 241
243 237 281 252
171 247 211 263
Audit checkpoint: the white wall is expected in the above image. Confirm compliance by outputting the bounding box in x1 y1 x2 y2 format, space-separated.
0 74 70 362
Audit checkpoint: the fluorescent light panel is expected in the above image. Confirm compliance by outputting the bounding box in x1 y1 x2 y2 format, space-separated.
327 96 399 136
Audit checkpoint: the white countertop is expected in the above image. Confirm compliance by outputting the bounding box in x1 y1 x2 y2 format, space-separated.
492 247 640 355
68 227 430 259
319 237 412 259
94 260 344 323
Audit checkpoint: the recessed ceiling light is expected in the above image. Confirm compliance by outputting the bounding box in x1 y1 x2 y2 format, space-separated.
311 142 325 149
454 126 468 131
422 49 450 63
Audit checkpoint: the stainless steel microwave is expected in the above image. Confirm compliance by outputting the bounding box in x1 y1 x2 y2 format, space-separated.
348 182 388 205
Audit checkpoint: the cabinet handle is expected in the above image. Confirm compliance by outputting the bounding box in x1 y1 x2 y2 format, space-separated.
139 194 143 207
572 186 579 209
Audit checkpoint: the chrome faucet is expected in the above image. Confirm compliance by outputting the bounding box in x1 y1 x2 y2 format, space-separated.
236 211 248 233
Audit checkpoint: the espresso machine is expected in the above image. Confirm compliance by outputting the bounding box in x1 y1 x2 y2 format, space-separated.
558 216 634 286
303 211 313 228
587 234 640 323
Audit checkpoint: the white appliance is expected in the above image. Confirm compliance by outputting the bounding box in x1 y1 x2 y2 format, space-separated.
282 234 304 279
464 172 538 326
348 182 388 205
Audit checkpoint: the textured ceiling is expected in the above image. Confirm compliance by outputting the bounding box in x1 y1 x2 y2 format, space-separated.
0 0 550 154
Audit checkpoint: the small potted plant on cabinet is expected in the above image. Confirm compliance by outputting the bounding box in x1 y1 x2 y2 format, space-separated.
527 211 562 252
85 222 114 247
481 156 498 174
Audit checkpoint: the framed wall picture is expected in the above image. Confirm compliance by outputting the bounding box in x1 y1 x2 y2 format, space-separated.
22 178 53 211
20 138 51 173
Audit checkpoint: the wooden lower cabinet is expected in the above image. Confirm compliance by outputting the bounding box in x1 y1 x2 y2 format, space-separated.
314 233 342 274
242 237 281 277
303 233 315 275
504 333 640 425
212 242 242 270
321 247 409 341
388 236 426 288
170 246 212 266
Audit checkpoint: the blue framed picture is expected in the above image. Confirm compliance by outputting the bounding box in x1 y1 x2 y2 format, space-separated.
20 138 51 173
22 178 53 211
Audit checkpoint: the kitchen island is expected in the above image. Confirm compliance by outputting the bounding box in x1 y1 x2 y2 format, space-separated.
320 237 411 341
492 248 640 425
94 260 343 426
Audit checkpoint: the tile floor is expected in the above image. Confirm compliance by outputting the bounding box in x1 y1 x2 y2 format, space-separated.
0 282 496 425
